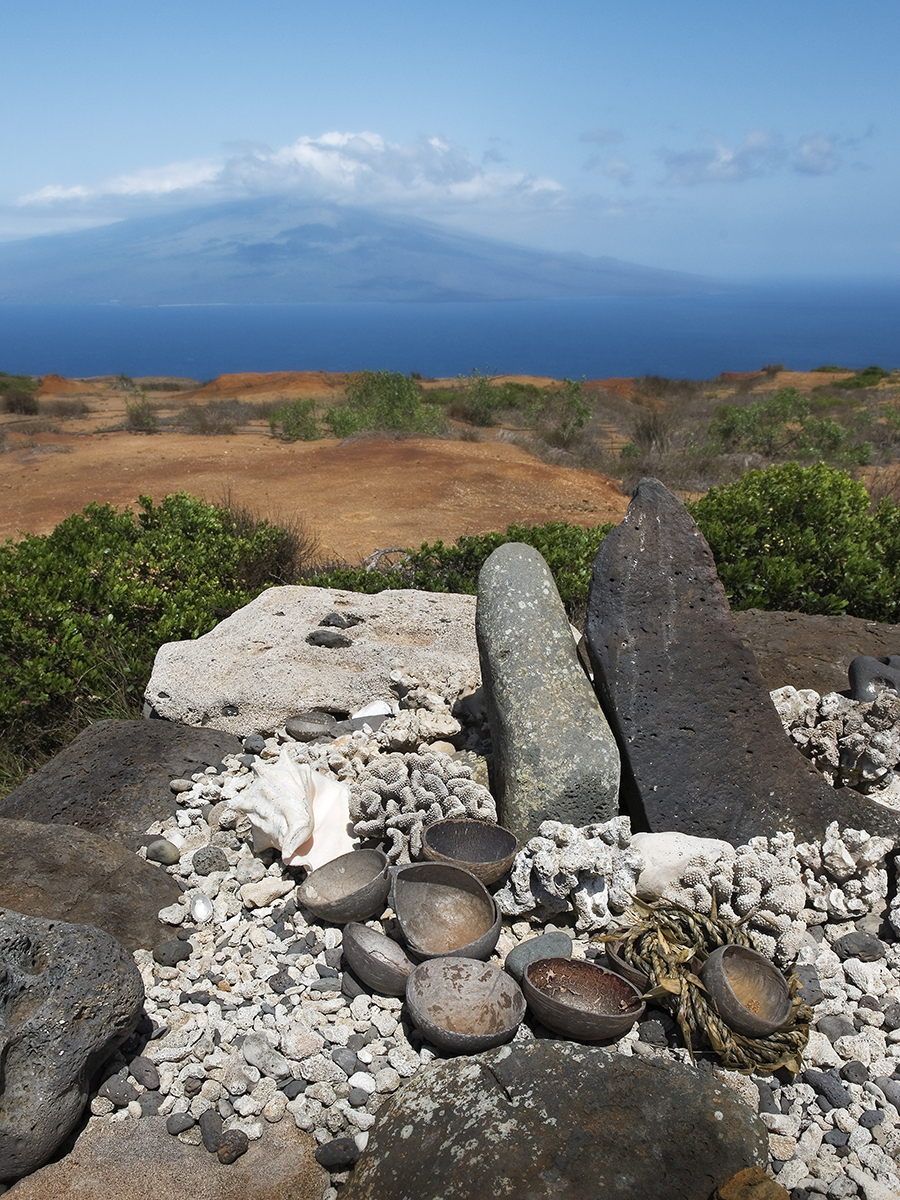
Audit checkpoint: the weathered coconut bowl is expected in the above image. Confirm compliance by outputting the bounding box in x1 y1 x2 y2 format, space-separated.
699 944 792 1039
420 818 518 886
523 958 645 1041
406 957 526 1053
297 849 389 923
341 922 415 997
603 940 651 992
392 863 500 960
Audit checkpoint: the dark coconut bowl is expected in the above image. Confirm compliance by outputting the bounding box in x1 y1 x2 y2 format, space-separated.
699 944 792 1039
523 958 645 1041
420 819 518 886
341 922 415 997
406 957 526 1053
297 849 390 924
392 863 500 961
603 940 651 992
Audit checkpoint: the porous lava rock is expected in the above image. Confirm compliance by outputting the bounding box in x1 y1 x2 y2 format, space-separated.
144 586 480 736
476 543 619 841
342 1041 768 1200
0 720 242 851
0 817 180 952
6 1113 326 1200
0 910 144 1183
584 478 900 846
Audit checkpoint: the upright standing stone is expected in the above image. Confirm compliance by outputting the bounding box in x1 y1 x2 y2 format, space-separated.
584 478 900 845
476 543 619 842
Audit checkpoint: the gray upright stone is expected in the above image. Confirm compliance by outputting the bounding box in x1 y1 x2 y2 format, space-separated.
0 909 144 1183
476 542 619 842
584 478 900 845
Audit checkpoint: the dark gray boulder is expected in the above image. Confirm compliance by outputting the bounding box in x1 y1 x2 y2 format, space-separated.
0 817 181 952
584 478 900 845
732 609 900 695
343 1041 767 1200
0 909 144 1182
0 719 242 850
476 543 620 842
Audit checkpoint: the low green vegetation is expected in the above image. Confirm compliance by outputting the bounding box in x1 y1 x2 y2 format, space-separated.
0 493 318 792
325 370 445 438
269 398 320 442
688 462 900 620
429 371 591 447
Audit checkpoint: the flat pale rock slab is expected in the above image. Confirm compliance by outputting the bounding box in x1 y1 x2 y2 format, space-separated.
145 586 480 736
0 720 242 851
733 608 900 695
8 1115 327 1200
476 543 619 841
0 911 144 1183
585 478 900 845
343 1041 767 1200
0 817 180 952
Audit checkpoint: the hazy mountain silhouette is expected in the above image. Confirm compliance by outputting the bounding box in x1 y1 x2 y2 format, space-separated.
0 198 718 303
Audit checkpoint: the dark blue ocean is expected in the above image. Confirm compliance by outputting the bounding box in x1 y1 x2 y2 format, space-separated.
1 280 897 380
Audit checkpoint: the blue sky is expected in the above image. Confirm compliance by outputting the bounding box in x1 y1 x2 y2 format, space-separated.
2 0 897 278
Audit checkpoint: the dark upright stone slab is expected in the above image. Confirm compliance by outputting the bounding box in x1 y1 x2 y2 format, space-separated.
584 478 900 845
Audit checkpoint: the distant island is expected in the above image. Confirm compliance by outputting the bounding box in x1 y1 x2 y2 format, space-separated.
0 198 719 305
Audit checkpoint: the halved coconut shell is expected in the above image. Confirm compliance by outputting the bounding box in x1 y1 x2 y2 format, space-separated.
406 957 525 1053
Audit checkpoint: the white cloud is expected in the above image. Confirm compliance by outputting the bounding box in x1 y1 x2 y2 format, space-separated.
793 133 840 175
661 130 785 185
16 131 564 222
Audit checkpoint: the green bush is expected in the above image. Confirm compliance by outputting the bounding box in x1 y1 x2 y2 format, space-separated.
833 365 890 390
688 462 900 620
707 386 872 465
0 493 317 784
268 398 320 441
0 372 38 398
124 394 157 432
309 519 614 613
325 371 444 437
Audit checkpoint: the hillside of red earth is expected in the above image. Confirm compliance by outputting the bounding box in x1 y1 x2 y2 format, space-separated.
1 366 891 561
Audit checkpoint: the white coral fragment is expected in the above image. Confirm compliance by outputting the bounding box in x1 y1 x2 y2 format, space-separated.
494 818 640 932
230 744 353 870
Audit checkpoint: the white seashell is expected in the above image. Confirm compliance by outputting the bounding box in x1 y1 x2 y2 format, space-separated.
351 700 394 719
190 893 214 923
230 744 354 871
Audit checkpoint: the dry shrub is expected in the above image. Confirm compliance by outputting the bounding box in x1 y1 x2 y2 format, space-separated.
41 398 91 418
216 487 320 588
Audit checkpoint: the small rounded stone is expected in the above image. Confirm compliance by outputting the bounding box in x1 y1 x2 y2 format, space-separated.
859 1109 884 1129
314 1136 360 1169
331 1047 359 1076
199 1108 224 1152
183 1076 204 1098
169 779 194 793
191 846 230 876
146 838 181 865
217 1129 249 1164
166 1113 196 1135
243 735 266 754
832 931 885 962
128 1056 160 1090
285 711 337 742
98 1076 139 1108
839 1061 869 1085
153 939 192 967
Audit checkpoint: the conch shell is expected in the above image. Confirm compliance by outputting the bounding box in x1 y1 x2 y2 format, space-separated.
231 745 354 870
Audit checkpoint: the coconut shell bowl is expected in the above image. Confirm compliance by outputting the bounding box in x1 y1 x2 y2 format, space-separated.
297 849 390 924
405 958 526 1053
392 863 501 960
341 922 416 998
699 944 792 1039
419 818 518 886
523 958 645 1041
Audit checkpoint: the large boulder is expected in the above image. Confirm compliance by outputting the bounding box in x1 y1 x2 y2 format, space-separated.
732 608 900 696
144 586 480 736
0 817 181 952
584 478 900 845
343 1041 768 1200
0 910 144 1183
7 1114 327 1200
476 543 620 841
0 720 243 851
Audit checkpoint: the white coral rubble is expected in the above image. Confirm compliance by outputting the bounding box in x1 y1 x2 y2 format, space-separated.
772 685 900 799
349 751 497 862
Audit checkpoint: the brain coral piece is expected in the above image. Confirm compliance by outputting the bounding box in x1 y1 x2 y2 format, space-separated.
348 751 497 863
493 819 641 932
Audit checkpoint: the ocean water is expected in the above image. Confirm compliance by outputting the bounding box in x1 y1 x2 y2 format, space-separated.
0 280 898 381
